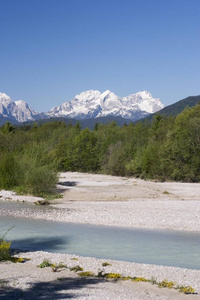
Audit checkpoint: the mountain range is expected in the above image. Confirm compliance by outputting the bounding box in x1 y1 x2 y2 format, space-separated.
140 95 200 123
0 90 164 124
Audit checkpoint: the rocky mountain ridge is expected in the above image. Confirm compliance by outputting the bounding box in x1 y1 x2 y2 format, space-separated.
48 90 164 120
0 90 164 123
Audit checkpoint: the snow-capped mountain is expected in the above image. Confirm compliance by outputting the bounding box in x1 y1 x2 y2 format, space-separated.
0 90 164 124
48 90 164 120
0 93 37 122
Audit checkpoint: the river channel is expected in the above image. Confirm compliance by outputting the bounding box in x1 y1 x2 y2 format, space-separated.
0 201 200 270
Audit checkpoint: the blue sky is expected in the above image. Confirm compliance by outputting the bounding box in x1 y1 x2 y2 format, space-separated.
0 0 199 112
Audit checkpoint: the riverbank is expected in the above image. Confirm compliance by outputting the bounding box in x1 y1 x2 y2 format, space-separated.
1 251 200 299
1 172 200 299
1 172 200 232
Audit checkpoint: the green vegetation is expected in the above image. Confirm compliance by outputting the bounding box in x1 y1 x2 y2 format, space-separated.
70 266 83 272
177 285 196 294
0 227 14 261
0 228 28 263
26 257 198 295
0 240 11 261
77 271 95 277
37 259 54 268
142 95 200 123
102 262 112 267
1 104 200 198
104 273 121 279
131 277 150 282
158 279 175 289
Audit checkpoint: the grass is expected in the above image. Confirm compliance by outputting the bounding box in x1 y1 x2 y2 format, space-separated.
177 285 196 294
158 279 175 289
132 277 150 282
102 262 112 267
163 191 170 194
0 228 31 264
37 259 53 268
104 273 121 279
78 271 95 277
70 266 83 272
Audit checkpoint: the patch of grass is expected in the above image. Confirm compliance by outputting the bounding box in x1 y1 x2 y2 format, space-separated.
102 262 112 267
177 285 196 294
131 277 150 282
163 191 170 194
52 262 67 272
10 257 26 263
121 276 132 281
0 240 12 261
78 271 95 277
37 259 53 268
158 279 175 289
0 227 15 262
70 266 83 272
104 273 121 279
70 257 79 261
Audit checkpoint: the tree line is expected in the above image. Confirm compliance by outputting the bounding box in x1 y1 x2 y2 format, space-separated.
0 104 200 197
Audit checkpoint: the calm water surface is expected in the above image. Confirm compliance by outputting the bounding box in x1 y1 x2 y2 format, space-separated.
0 201 200 270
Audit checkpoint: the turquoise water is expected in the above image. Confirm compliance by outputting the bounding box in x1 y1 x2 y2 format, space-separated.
0 202 200 270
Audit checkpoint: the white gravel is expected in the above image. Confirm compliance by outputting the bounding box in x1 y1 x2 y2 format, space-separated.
1 199 200 232
1 172 200 299
1 251 200 300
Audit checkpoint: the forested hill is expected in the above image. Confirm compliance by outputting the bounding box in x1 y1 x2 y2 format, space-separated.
26 115 133 130
0 103 200 198
141 95 200 122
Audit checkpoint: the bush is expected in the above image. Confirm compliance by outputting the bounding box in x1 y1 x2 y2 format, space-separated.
37 259 53 268
0 153 21 189
24 165 58 197
0 227 14 261
0 240 11 261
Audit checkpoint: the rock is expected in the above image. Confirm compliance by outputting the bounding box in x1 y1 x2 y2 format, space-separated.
34 200 49 205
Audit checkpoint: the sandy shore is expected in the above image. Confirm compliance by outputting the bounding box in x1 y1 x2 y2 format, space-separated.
1 172 200 299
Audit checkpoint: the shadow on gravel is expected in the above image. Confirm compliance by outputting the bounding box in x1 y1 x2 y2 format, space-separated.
0 277 102 299
11 236 70 252
57 181 78 187
56 181 78 195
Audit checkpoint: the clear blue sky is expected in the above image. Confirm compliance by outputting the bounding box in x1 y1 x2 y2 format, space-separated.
0 0 199 112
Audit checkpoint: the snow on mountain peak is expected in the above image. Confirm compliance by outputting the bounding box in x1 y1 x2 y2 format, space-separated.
75 90 101 101
15 100 26 106
0 93 37 122
0 92 11 101
0 89 164 123
49 90 164 120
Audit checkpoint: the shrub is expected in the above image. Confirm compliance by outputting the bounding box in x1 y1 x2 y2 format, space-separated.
131 277 150 282
121 276 132 281
25 165 58 197
104 273 121 279
37 259 53 268
70 266 83 272
177 285 196 294
78 271 95 277
102 262 112 267
0 240 11 261
0 227 14 261
158 279 175 289
0 153 21 189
